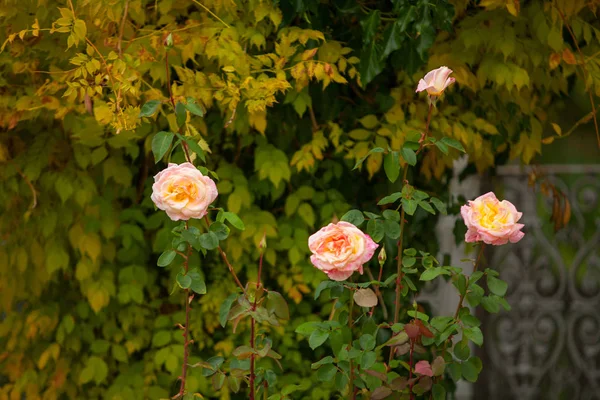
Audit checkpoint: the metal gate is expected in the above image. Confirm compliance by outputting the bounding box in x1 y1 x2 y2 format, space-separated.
476 165 600 400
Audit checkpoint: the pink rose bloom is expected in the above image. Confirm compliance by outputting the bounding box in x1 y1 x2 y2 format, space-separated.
308 222 378 281
461 192 524 246
414 360 433 377
416 66 455 96
151 162 218 221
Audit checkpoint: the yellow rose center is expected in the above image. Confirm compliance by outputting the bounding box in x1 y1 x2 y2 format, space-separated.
167 181 198 203
477 201 508 229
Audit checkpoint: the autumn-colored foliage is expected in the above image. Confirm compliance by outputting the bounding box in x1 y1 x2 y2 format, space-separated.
1 0 599 398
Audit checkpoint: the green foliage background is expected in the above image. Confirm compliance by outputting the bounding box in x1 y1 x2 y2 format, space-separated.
1 0 599 398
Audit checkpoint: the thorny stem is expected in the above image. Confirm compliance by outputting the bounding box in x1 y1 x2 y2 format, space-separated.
201 216 245 293
452 244 485 321
366 266 388 319
390 102 435 365
442 243 485 354
348 285 357 400
164 46 192 163
174 223 193 399
250 249 265 400
408 339 415 400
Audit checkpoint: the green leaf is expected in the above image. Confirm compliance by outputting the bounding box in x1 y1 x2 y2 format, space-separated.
361 10 380 44
440 137 466 152
176 272 192 289
174 133 206 162
420 267 450 281
152 131 175 163
447 362 461 382
317 364 337 381
139 99 161 117
112 344 128 363
188 269 207 294
359 334 376 351
463 327 483 347
378 192 402 205
298 203 315 227
152 330 171 347
209 221 230 240
311 356 334 369
481 296 500 313
341 209 365 227
266 291 290 320
309 330 329 350
360 41 384 86
184 98 204 116
314 280 342 300
432 384 446 400
430 197 447 215
487 276 508 297
382 209 400 221
295 321 320 336
461 357 482 383
175 102 187 127
360 351 376 369
382 19 403 58
367 219 385 242
401 198 418 216
434 140 448 155
453 340 470 361
157 249 176 267
223 211 245 230
353 147 385 170
400 147 417 166
383 220 401 239
219 294 238 327
419 201 436 214
384 151 400 183
199 232 219 250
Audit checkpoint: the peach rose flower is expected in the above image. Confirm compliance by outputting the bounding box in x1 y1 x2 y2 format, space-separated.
416 66 455 96
151 162 218 221
308 222 378 281
461 192 524 246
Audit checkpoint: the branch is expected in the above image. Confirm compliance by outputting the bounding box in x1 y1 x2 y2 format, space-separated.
118 0 130 56
556 7 600 148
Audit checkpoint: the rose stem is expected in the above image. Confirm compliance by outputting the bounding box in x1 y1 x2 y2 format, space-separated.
349 283 357 400
390 102 435 366
250 245 264 400
175 222 193 399
201 216 246 294
164 42 192 163
442 243 486 354
408 338 415 400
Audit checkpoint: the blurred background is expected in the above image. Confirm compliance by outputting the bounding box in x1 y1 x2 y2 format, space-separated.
1 0 599 399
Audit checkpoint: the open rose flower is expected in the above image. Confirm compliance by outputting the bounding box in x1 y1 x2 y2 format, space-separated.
151 162 218 221
308 222 378 281
416 66 455 96
461 192 524 245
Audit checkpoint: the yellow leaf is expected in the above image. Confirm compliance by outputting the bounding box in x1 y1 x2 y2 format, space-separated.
549 53 561 70
359 115 379 129
222 66 236 73
73 19 87 41
551 122 562 136
349 129 371 140
249 110 267 134
542 137 555 144
505 0 520 16
562 48 577 65
32 19 40 36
